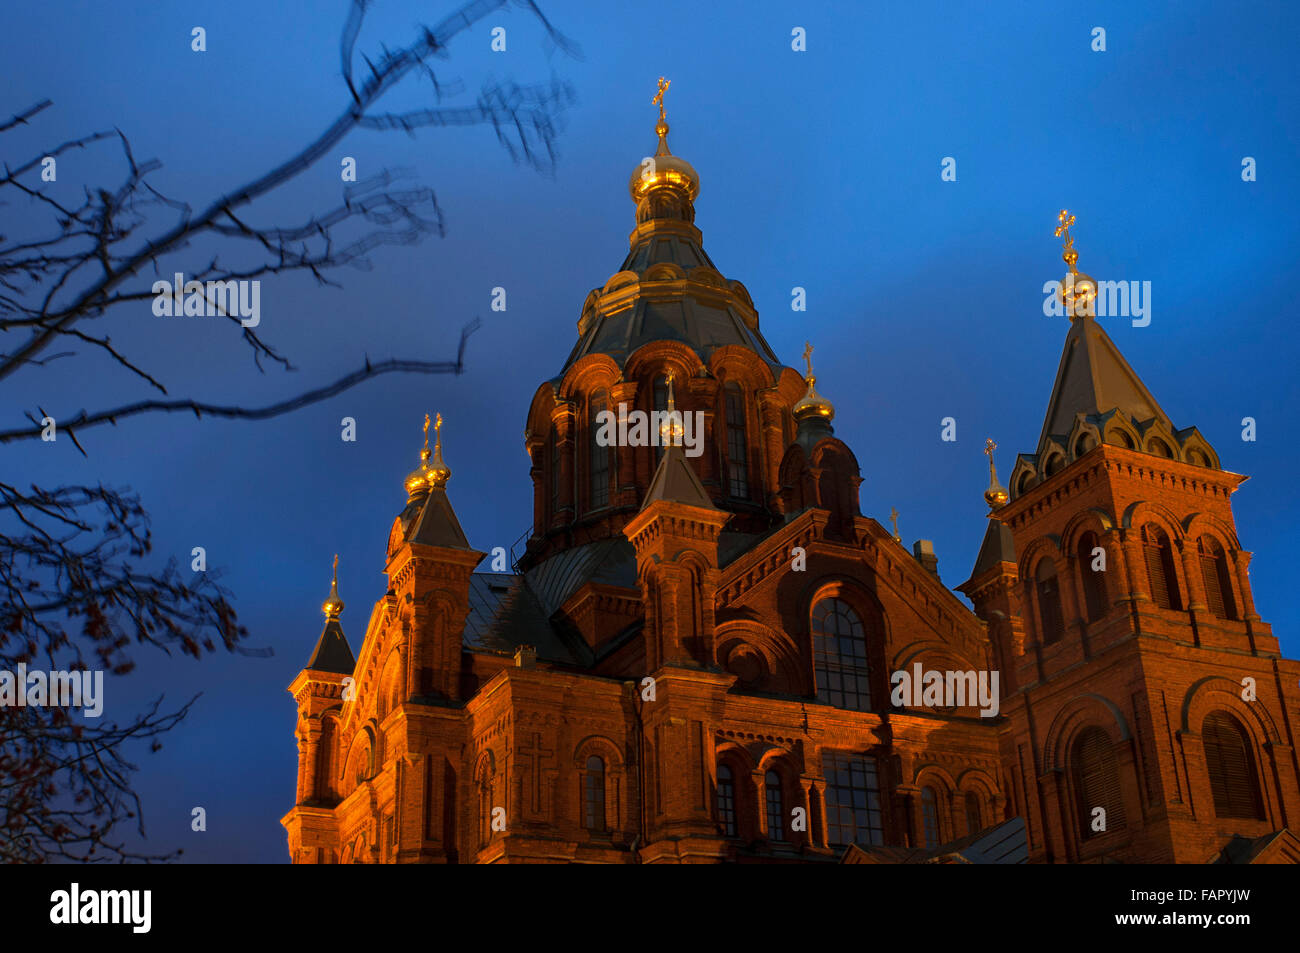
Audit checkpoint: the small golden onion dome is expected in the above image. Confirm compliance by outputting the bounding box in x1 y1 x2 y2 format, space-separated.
322 554 344 619
1054 209 1097 319
403 413 447 500
658 373 685 446
984 438 1009 510
792 341 835 423
793 375 835 422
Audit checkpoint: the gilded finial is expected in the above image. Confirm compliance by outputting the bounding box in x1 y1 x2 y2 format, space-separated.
1054 208 1096 319
322 554 344 619
404 412 450 499
658 372 684 447
889 507 901 542
984 438 1009 510
793 340 835 423
428 412 451 488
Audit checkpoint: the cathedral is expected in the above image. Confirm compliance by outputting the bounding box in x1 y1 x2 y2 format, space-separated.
282 86 1300 864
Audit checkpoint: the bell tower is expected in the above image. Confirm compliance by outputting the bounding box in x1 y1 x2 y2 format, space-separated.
962 212 1300 863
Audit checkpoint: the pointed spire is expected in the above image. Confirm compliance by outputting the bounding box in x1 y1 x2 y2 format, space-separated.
983 438 1009 511
322 554 344 619
306 554 355 675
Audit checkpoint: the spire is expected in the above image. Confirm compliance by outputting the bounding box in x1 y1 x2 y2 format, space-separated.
428 411 451 488
983 439 1009 511
658 372 685 447
404 413 436 501
305 554 355 675
643 381 716 512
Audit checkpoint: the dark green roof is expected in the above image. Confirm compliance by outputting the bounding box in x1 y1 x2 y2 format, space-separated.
305 618 355 675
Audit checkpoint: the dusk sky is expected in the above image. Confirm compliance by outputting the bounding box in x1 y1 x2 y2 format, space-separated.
4 0 1297 861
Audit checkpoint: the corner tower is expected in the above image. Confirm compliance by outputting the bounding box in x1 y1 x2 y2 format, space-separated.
964 211 1300 863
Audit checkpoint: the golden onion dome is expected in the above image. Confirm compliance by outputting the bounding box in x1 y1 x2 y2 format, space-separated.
1054 208 1097 319
628 77 699 203
403 412 451 500
983 438 1009 510
792 341 835 423
322 554 344 619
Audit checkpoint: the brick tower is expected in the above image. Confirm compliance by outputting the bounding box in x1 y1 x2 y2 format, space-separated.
960 212 1300 863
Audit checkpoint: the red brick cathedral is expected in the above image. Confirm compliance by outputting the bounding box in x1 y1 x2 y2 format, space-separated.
283 96 1300 864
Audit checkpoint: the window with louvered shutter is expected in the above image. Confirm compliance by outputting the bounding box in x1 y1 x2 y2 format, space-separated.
1203 711 1264 819
1078 532 1108 622
1142 525 1182 610
1073 727 1126 838
1036 558 1065 645
1198 537 1237 621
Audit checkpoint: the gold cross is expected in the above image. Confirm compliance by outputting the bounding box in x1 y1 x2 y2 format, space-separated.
803 341 814 378
890 507 900 540
422 413 431 451
984 437 997 459
653 76 671 123
1055 208 1080 270
332 553 338 578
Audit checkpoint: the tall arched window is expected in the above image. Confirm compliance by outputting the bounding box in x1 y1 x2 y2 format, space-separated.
589 389 610 510
549 424 561 521
584 756 606 831
812 597 872 711
1203 712 1264 819
921 786 940 847
1078 532 1109 622
765 770 785 842
716 764 737 837
1198 537 1237 621
652 375 669 464
1035 558 1065 645
1072 727 1126 838
964 791 983 835
1142 525 1182 610
723 382 749 499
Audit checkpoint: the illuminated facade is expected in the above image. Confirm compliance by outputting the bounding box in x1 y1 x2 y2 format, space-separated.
282 91 1300 864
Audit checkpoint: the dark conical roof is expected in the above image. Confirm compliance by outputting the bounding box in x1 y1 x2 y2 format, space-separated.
408 486 472 550
305 618 355 675
970 518 1016 580
641 443 716 511
1037 314 1171 451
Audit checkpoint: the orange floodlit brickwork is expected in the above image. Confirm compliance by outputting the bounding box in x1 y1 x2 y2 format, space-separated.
283 106 1300 865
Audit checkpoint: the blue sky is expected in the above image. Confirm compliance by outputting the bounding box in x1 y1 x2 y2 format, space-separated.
3 0 1297 861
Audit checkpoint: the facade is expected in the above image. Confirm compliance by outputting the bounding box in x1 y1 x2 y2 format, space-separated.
282 99 1300 864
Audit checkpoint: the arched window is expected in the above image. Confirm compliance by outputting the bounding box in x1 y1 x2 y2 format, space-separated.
549 424 561 521
1044 454 1065 477
1035 558 1065 646
589 389 610 510
724 382 749 499
921 786 941 847
1109 429 1135 450
964 791 983 835
1072 727 1126 838
1142 525 1182 610
716 764 738 837
583 756 606 831
1074 431 1097 457
1077 532 1109 622
1203 712 1264 819
1148 438 1173 458
315 717 338 802
1015 471 1035 497
1198 537 1237 621
652 375 669 464
812 597 872 711
765 770 785 842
